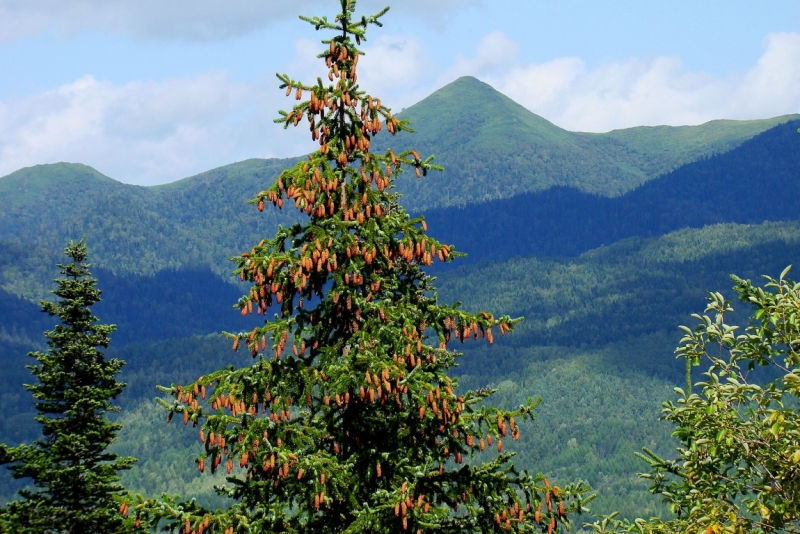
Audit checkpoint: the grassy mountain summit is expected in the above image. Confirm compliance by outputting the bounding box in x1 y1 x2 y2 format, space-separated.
601 115 800 173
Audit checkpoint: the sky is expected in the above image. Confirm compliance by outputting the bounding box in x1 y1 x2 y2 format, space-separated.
1 0 800 185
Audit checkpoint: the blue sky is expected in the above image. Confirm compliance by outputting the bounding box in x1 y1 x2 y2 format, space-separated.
1 0 799 185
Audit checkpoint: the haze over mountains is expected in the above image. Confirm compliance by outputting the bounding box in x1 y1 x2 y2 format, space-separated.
1 76 799 517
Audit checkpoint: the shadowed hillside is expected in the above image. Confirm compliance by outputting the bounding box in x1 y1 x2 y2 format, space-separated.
5 222 797 516
425 120 800 264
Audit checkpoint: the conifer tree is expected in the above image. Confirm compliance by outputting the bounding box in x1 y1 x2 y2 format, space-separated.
0 241 134 533
135 1 591 531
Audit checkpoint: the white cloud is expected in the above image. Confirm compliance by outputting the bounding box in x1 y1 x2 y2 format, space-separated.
0 72 313 184
446 31 520 79
357 34 436 110
732 33 800 117
459 31 800 131
3 30 799 186
285 33 436 111
0 30 438 184
492 57 584 111
0 0 479 42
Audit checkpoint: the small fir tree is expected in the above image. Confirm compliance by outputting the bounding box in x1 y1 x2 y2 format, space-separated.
135 1 591 531
0 241 134 533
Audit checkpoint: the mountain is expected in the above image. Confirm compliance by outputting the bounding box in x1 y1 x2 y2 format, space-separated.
1 96 796 298
445 221 800 377
1 76 800 518
0 160 302 297
381 77 798 209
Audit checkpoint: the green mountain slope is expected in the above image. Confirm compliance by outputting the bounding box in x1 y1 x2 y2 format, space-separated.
441 221 800 382
0 160 302 296
5 113 796 303
0 163 118 212
382 77 798 209
0 163 199 279
600 115 800 174
443 221 800 517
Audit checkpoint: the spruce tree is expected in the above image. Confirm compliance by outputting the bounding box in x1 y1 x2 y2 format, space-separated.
0 241 134 533
137 1 591 531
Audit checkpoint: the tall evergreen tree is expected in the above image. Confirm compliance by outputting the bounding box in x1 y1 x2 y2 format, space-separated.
134 1 591 531
0 241 134 533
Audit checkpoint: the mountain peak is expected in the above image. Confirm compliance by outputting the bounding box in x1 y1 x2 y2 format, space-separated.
0 163 119 210
441 75 504 95
399 76 571 145
1 162 115 185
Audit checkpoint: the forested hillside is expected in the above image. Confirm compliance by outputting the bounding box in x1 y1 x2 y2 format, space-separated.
3 222 800 517
1 77 799 522
0 160 302 295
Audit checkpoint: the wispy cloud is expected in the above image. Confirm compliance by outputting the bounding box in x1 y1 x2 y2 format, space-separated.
0 0 479 42
286 33 437 111
0 32 442 184
0 72 312 184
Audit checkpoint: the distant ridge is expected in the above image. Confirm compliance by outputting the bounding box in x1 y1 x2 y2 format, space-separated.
2 77 795 211
426 119 800 262
0 77 797 296
381 76 799 209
